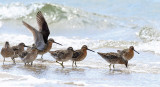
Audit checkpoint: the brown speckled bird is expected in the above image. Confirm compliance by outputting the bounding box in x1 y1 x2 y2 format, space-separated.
49 47 74 68
97 52 128 69
71 45 95 67
19 46 38 65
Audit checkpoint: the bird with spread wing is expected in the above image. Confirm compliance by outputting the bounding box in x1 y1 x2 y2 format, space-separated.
22 11 62 59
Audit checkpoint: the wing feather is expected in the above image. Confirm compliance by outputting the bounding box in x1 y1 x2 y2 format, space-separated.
22 21 46 50
36 11 50 43
72 50 81 58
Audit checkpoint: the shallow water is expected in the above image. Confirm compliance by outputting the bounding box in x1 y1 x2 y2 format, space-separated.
0 0 160 87
0 47 160 87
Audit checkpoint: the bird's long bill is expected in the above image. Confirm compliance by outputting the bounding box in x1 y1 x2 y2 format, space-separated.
54 42 63 46
134 49 140 54
87 49 95 52
24 45 29 47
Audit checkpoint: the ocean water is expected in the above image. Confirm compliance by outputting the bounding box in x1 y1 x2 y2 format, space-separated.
0 0 160 87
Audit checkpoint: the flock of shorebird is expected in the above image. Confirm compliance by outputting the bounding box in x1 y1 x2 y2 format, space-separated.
0 11 140 69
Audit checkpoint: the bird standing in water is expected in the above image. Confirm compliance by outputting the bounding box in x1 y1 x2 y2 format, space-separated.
1 42 17 64
97 52 128 69
49 47 74 68
19 46 38 65
22 11 62 59
71 45 95 67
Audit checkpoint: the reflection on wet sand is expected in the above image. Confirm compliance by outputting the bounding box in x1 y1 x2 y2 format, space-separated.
71 67 85 72
36 59 56 63
55 67 85 75
1 64 16 70
18 64 48 75
108 69 131 75
63 81 85 86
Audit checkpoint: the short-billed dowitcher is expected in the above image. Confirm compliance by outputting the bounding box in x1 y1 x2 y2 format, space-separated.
10 42 28 63
117 46 139 61
12 42 28 55
71 45 95 67
38 38 62 59
97 52 128 69
19 46 38 65
22 11 62 59
1 41 17 64
49 47 74 68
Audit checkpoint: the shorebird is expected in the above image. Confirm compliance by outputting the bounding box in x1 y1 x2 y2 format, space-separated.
117 46 139 61
1 41 17 64
49 47 74 68
97 52 128 69
22 11 62 59
19 46 38 65
12 42 28 55
71 45 95 67
38 38 62 59
10 42 28 63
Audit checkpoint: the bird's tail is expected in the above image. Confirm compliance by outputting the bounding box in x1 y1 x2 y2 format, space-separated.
97 52 106 58
97 52 102 55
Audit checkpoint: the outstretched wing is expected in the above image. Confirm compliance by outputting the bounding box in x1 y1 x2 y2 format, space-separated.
36 11 50 44
22 21 46 50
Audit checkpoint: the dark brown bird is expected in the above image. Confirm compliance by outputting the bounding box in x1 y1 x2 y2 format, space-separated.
117 46 139 61
97 52 128 69
22 11 62 59
49 47 74 68
71 45 95 67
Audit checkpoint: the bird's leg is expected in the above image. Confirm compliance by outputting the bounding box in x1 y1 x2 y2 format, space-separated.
41 55 43 59
3 57 5 65
56 61 61 64
109 64 111 69
75 61 77 67
113 65 115 69
72 61 74 67
11 57 16 64
61 62 64 68
56 61 64 68
31 62 33 66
